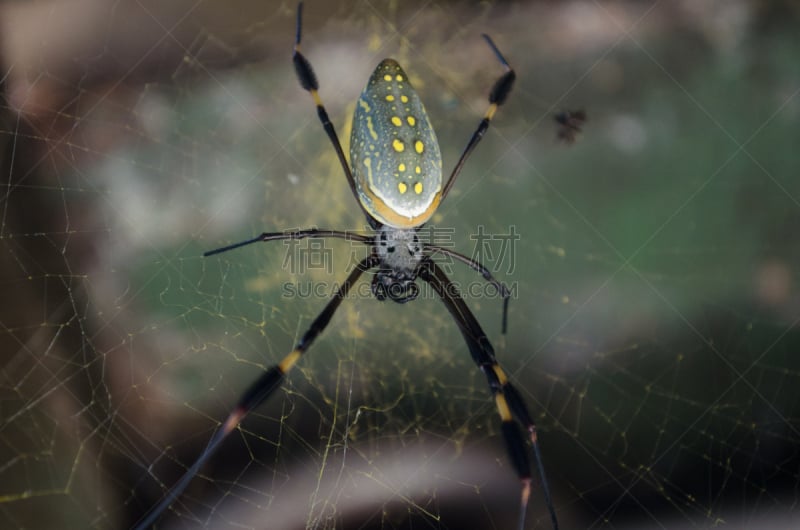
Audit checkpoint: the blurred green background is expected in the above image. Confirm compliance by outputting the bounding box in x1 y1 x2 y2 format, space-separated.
1 1 799 528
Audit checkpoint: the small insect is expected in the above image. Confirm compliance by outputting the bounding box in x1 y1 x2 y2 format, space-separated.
554 109 587 144
135 3 559 529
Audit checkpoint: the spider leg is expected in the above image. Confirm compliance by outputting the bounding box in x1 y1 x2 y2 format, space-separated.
440 34 515 203
423 243 511 334
419 259 558 530
204 228 372 257
292 2 378 229
134 255 378 529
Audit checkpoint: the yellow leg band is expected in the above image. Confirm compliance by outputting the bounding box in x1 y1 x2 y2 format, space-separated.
279 348 302 373
495 393 513 422
492 364 508 385
485 103 498 121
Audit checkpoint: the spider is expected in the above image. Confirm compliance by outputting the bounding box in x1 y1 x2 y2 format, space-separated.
135 3 558 529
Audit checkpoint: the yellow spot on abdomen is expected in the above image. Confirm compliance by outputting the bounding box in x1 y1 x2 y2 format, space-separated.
414 182 423 194
401 95 409 103
392 139 405 152
383 74 392 81
398 163 406 172
407 116 416 126
415 140 424 154
396 74 403 81
391 116 402 127
415 165 421 174
398 182 408 194
363 157 373 179
385 94 395 102
365 116 378 140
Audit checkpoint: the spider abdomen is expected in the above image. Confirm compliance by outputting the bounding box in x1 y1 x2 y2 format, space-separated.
350 59 443 229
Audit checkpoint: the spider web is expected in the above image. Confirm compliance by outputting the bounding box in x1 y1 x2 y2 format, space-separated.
2 1 800 529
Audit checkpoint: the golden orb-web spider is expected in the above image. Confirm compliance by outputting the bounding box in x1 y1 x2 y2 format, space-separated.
135 3 559 529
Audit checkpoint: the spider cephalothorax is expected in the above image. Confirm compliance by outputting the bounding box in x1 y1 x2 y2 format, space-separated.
371 226 424 303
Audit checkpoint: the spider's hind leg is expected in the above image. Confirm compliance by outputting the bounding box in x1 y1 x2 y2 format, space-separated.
133 255 378 530
419 259 559 530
